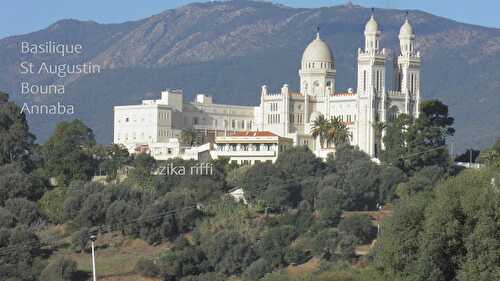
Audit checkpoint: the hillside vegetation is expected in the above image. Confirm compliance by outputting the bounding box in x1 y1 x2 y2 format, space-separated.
1 90 500 280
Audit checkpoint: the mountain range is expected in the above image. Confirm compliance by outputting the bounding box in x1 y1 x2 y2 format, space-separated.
1 0 499 152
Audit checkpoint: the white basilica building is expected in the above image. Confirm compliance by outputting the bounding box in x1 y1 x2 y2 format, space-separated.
114 14 421 160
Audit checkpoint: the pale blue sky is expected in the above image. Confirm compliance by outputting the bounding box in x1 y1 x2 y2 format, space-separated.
1 0 499 39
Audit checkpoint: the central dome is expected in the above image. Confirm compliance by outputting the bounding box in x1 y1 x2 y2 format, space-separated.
301 33 333 64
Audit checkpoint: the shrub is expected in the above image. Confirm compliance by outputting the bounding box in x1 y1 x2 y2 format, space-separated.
71 227 89 252
40 257 78 281
242 258 274 281
201 230 256 275
284 246 308 265
135 258 160 278
338 214 377 245
105 200 140 236
0 207 16 228
312 228 340 260
37 188 67 224
5 198 40 226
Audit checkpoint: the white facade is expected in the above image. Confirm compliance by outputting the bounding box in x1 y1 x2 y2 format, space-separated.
113 14 421 158
212 131 293 165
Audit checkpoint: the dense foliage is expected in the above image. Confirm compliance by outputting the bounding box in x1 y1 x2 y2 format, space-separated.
0 91 498 281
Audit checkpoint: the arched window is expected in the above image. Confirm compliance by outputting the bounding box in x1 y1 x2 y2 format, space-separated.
313 81 320 95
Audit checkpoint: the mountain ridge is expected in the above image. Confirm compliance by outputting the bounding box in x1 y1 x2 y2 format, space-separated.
0 0 499 151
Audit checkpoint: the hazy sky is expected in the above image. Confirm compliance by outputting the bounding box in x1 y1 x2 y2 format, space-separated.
1 0 499 39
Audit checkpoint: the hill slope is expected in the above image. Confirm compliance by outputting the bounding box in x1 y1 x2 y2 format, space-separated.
1 0 499 151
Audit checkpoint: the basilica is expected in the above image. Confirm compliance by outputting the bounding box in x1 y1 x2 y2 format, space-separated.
113 13 421 160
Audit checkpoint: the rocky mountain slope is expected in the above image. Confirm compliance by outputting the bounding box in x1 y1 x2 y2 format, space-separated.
1 0 499 151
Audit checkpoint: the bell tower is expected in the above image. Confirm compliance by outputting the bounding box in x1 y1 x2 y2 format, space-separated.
396 12 421 118
356 9 387 157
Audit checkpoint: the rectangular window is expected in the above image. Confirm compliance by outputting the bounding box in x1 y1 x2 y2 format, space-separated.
363 70 366 92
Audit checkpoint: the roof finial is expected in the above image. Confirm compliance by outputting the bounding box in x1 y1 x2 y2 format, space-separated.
316 26 320 39
405 11 409 20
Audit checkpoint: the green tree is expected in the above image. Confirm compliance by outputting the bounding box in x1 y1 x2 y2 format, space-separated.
139 198 178 244
0 207 16 228
257 225 296 267
312 115 352 149
127 153 156 190
242 258 274 281
0 92 36 170
373 169 500 281
382 100 454 172
181 129 198 146
94 144 129 180
337 214 376 245
75 192 111 227
63 181 104 221
201 230 256 275
377 165 407 203
0 225 42 281
311 114 330 149
159 246 210 280
42 119 96 184
37 188 67 224
0 163 47 205
105 200 141 236
242 162 300 211
5 198 41 226
40 257 78 281
312 228 340 260
381 114 412 166
71 227 89 252
317 175 345 227
327 116 352 147
275 146 324 180
404 100 454 170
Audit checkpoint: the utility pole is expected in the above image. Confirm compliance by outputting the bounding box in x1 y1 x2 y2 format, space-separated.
90 234 97 281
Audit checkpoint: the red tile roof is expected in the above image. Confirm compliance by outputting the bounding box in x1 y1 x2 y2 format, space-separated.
229 131 278 137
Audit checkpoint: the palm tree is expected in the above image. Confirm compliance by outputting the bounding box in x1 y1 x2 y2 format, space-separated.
372 120 386 145
311 114 330 149
327 116 351 147
312 115 351 149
